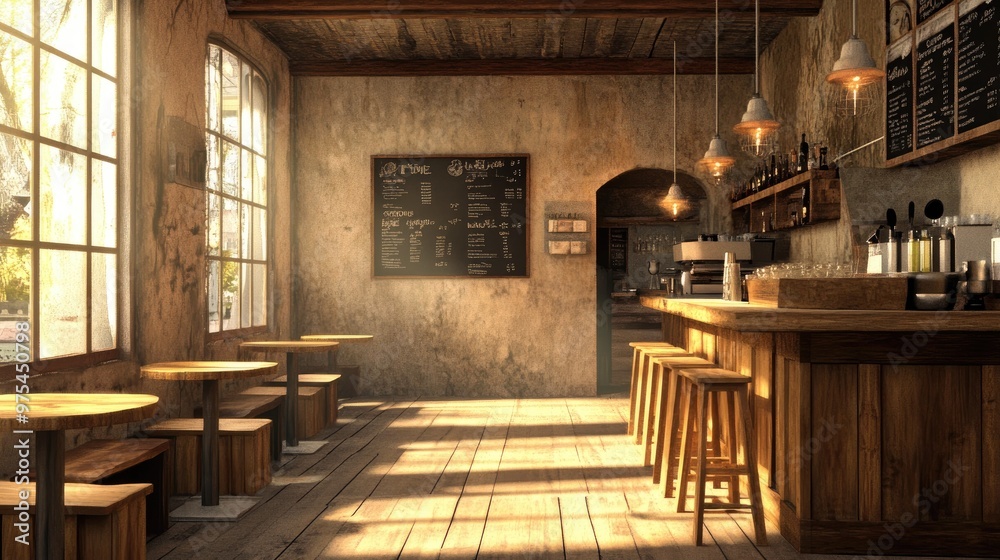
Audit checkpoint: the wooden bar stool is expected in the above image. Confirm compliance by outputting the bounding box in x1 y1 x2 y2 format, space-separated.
674 367 767 546
648 355 716 484
628 343 687 441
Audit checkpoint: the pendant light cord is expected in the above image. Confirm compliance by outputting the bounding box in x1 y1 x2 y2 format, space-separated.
714 0 719 135
852 0 858 38
673 41 677 185
754 0 760 95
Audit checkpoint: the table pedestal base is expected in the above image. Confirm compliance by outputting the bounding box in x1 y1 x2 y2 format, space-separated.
282 440 326 455
170 496 260 522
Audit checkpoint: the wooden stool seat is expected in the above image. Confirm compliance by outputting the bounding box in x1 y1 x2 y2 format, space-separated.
144 418 271 496
196 393 286 462
0 482 151 559
264 373 341 425
674 367 767 547
629 343 689 438
63 438 171 539
241 385 325 439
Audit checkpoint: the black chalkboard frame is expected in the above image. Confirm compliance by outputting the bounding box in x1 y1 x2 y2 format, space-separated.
885 0 1000 167
371 154 531 279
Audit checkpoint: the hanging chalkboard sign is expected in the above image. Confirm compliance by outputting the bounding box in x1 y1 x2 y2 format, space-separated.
915 9 955 148
917 0 951 23
958 0 1000 134
372 155 529 278
887 36 915 159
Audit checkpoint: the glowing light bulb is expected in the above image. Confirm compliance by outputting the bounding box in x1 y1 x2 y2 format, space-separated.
671 203 680 217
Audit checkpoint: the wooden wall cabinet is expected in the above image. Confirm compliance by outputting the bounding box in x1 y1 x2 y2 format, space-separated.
732 170 841 234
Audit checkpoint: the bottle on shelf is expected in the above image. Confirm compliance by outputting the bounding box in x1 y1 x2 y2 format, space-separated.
819 146 829 170
808 146 818 170
798 133 809 172
800 183 811 225
769 154 778 186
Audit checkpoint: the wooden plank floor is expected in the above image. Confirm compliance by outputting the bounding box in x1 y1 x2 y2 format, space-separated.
147 396 982 560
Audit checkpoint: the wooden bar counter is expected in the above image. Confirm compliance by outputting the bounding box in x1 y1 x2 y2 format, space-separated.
641 296 1000 557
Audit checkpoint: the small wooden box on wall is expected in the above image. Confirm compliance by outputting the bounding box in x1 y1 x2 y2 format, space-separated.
163 116 207 189
544 201 591 255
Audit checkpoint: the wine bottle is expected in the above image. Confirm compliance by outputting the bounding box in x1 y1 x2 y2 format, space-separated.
770 153 777 186
798 134 808 172
800 183 810 225
819 146 829 170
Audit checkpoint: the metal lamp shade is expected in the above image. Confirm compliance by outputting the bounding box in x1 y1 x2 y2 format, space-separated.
734 95 780 157
660 182 689 219
698 135 736 179
826 36 885 87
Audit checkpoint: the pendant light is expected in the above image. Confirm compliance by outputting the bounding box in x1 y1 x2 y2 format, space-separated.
662 41 688 220
734 0 780 157
826 0 884 116
698 0 735 182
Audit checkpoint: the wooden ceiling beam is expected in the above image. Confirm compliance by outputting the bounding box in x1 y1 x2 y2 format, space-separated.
289 57 755 76
228 1 823 20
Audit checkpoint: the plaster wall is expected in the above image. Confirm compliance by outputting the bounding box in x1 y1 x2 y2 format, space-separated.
293 74 750 397
0 0 293 476
759 0 1000 265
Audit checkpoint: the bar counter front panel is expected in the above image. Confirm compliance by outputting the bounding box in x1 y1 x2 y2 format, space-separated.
641 297 1000 556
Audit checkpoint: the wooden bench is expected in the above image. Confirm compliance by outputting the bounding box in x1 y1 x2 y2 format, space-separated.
196 393 285 462
144 418 271 496
63 438 171 540
263 373 340 425
0 482 151 560
240 386 325 439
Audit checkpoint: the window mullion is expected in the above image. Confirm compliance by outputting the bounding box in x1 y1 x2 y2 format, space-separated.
31 2 41 362
86 0 94 354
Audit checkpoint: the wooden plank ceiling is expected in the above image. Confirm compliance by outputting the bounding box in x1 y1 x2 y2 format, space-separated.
227 1 823 76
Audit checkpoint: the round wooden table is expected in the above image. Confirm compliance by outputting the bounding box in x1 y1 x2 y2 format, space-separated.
240 341 338 448
0 393 159 560
141 361 277 507
300 334 373 370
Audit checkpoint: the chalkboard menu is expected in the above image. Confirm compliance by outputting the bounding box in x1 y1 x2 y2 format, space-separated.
887 37 915 159
916 9 955 148
373 155 529 278
887 1 1000 165
609 228 628 273
958 0 1000 133
918 0 951 22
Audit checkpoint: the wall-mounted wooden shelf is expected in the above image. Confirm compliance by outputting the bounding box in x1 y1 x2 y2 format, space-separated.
731 170 841 234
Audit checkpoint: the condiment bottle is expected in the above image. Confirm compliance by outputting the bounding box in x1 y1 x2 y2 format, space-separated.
938 227 954 273
919 229 932 272
884 230 900 273
903 230 920 272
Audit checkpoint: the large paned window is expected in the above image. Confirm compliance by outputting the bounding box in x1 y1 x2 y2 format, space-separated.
0 0 120 370
205 44 268 335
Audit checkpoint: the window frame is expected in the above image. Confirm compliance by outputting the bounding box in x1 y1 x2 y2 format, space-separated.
0 0 127 379
204 40 271 341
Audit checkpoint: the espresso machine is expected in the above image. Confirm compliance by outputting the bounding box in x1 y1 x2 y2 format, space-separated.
673 238 783 295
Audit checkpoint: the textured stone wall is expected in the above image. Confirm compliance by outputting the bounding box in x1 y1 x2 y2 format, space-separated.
759 0 1000 265
0 0 293 476
293 74 751 397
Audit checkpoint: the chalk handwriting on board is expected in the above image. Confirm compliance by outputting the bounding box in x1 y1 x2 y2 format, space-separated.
373 155 529 277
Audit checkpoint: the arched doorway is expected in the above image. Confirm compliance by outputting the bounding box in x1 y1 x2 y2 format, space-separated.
595 168 709 393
